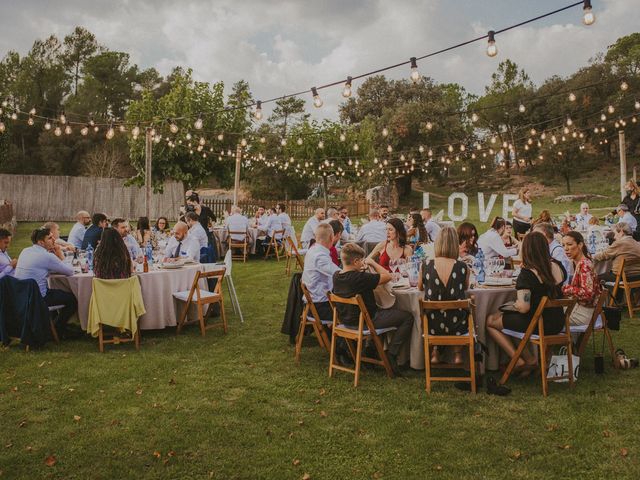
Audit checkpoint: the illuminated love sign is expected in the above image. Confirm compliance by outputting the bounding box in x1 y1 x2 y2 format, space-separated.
423 192 518 223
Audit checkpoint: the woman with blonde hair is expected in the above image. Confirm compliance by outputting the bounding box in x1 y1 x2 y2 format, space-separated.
512 187 533 236
623 180 640 229
418 226 470 364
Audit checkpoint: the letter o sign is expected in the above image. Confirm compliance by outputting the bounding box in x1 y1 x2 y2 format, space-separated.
448 193 468 222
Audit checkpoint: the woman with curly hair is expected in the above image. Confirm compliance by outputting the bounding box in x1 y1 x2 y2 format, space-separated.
406 213 430 245
93 227 132 279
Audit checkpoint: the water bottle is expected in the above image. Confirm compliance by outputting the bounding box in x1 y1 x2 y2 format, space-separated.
86 245 94 272
474 248 486 283
145 242 153 266
588 231 596 255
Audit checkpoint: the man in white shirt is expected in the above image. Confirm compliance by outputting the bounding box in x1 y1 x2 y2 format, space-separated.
255 206 269 233
44 222 75 255
276 203 293 238
574 203 593 230
301 223 341 320
164 221 201 262
112 218 143 262
477 217 518 259
533 223 572 284
67 210 91 249
0 228 16 279
186 211 210 249
226 205 250 241
326 207 339 222
617 204 637 232
301 208 326 248
379 205 390 221
14 226 77 335
356 209 387 243
421 208 441 242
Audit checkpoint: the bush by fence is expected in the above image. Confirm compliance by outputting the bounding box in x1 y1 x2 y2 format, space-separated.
201 198 370 220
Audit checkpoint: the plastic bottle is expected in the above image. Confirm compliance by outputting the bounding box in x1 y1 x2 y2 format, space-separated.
86 245 94 272
474 247 486 284
145 242 153 267
588 231 597 255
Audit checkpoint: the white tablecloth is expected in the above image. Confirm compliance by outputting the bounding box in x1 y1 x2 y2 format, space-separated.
212 227 260 255
49 264 219 331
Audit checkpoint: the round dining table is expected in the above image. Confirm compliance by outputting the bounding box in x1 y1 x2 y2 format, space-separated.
49 264 219 331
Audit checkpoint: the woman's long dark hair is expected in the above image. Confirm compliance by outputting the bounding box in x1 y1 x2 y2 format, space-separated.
457 222 478 255
563 230 590 259
387 217 407 247
94 227 132 279
522 231 557 294
410 213 430 243
137 216 151 239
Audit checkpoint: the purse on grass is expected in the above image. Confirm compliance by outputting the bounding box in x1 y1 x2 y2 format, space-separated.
603 290 622 331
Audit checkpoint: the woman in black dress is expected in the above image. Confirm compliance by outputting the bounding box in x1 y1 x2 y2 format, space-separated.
486 231 566 370
418 226 469 365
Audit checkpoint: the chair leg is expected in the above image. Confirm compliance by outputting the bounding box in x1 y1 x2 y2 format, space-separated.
499 336 529 385
328 332 337 378
371 333 393 378
219 298 228 334
354 337 363 387
176 301 189 335
469 338 477 394
295 317 307 363
98 324 104 353
539 344 549 397
135 330 140 351
50 319 60 344
424 328 432 393
226 280 238 314
230 279 244 323
604 328 617 367
566 338 575 388
197 302 206 337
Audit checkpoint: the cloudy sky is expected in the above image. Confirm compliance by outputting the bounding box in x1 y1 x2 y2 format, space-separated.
0 0 637 117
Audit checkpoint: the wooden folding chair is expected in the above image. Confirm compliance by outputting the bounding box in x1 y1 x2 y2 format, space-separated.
500 297 577 397
173 268 227 336
420 299 477 393
227 228 249 262
295 283 332 362
516 232 526 241
327 292 396 387
604 258 640 319
47 304 64 344
574 290 616 364
97 322 140 353
264 229 286 261
285 236 307 275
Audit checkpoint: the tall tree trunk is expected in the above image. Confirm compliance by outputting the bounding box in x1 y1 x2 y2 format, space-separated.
322 176 328 210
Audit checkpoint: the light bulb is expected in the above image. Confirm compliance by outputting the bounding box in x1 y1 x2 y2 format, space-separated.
582 0 595 25
280 138 287 146
89 117 95 126
426 121 433 130
119 125 126 133
0 122 5 133
318 140 324 149
486 30 498 57
311 87 323 108
635 100 640 110
254 101 263 120
27 116 34 126
353 143 359 151
569 92 576 102
217 133 224 141
199 137 206 146
530 128 537 135
339 133 346 142
185 133 192 140
387 145 393 153
419 145 424 153
44 120 51 130
409 57 420 83
342 77 352 98
59 111 66 124
194 117 203 129
471 113 479 123
54 126 62 136
10 112 17 120
566 117 573 126
382 127 388 137
132 125 140 138
518 103 526 113
81 125 89 136
621 81 629 91
106 126 115 139
65 125 72 135
600 113 607 121
607 105 615 114
296 137 303 145
169 121 178 134
260 136 266 143
29 107 36 115
241 138 248 147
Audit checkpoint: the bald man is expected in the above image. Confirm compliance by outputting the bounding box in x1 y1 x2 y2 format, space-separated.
67 210 91 249
164 221 200 262
300 208 326 248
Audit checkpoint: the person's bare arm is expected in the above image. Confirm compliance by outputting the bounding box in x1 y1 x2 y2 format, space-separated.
365 257 392 284
366 241 384 261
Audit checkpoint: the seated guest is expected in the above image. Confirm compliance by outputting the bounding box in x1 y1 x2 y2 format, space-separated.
457 222 479 265
134 216 154 248
164 221 200 262
185 211 209 249
93 227 132 279
81 213 108 250
111 218 143 262
265 207 284 242
301 223 341 320
225 205 250 241
477 217 518 260
487 231 566 370
68 210 91 249
0 228 17 279
356 208 387 243
326 207 340 222
574 203 593 230
301 208 326 248
616 204 637 232
153 217 170 234
368 218 413 271
43 222 73 259
588 216 600 226
562 231 602 326
276 203 293 235
14 227 77 336
254 206 267 231
622 180 640 226
594 222 640 282
379 205 390 221
332 243 413 375
418 226 469 364
338 206 352 234
328 219 344 267
532 222 572 284
421 208 441 241
531 209 553 227
502 221 519 248
406 213 430 245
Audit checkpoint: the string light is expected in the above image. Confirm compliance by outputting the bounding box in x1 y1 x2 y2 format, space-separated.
0 122 5 133
296 137 303 145
471 113 479 123
64 125 72 135
132 124 140 138
254 101 263 120
59 111 66 124
311 87 323 108
382 127 389 137
217 133 224 141
486 30 498 57
607 105 615 114
518 103 526 113
635 100 640 110
620 81 629 91
29 107 36 115
169 120 179 134
339 132 346 142
194 116 203 129
44 120 51 130
54 125 62 136
410 57 420 83
318 140 324 149
426 121 433 130
342 76 353 98
106 125 115 140
568 92 576 102
582 0 595 25
566 116 573 126
27 115 34 126
81 125 89 136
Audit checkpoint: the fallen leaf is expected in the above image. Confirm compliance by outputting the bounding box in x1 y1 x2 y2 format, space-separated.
314 399 321 404
73 415 81 422
152 403 160 408
162 459 170 465
510 450 522 460
18 420 27 428
167 450 175 457
11 386 17 392
135 389 143 395
4 443 12 449
302 474 311 480
44 455 57 467
68 388 75 392
557 444 571 450
297 420 304 426
546 424 559 432
373 471 383 478
621 448 629 457
169 378 176 385
319 411 327 418
25 446 32 452
319 388 326 396
603 430 613 438
293 459 301 466
38 361 46 368
153 451 161 459
434 465 443 471
288 432 294 439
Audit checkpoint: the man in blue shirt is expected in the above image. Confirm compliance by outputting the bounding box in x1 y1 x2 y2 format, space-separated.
0 228 16 279
14 227 77 336
111 218 143 262
67 210 91 249
81 213 108 250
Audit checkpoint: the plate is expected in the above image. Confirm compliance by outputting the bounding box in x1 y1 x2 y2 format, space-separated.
483 277 514 287
159 263 184 269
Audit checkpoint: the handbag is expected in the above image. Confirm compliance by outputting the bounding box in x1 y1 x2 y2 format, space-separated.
603 289 622 331
547 346 580 383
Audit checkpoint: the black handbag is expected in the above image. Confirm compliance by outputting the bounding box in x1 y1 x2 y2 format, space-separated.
602 305 622 331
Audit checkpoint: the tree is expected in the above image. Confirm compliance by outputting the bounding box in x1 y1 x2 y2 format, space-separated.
61 26 100 96
269 96 307 135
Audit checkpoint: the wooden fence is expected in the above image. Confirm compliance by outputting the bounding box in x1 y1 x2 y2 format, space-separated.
201 198 371 220
0 174 184 222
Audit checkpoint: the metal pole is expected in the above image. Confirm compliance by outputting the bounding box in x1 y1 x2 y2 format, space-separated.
619 130 627 201
233 144 241 206
145 128 152 218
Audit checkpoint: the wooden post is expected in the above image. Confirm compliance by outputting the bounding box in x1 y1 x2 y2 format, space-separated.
322 176 328 210
633 165 637 184
233 144 241 206
145 128 153 219
619 130 627 201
